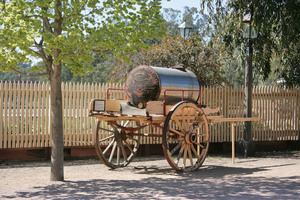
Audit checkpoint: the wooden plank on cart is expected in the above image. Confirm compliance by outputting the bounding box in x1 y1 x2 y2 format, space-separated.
146 101 173 116
106 100 127 112
146 101 164 115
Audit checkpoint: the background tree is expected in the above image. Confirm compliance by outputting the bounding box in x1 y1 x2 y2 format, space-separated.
163 7 208 37
111 35 227 85
0 63 40 82
201 0 300 86
59 53 113 83
0 0 165 181
69 54 113 83
200 0 300 157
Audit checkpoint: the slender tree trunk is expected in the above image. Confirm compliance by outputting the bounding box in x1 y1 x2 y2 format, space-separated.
49 0 64 181
49 63 64 181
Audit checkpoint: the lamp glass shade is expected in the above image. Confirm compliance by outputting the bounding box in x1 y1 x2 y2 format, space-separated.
178 21 193 39
180 28 185 38
185 28 191 38
243 23 258 39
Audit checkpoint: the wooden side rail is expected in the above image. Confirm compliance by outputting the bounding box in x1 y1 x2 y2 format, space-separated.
202 107 220 116
207 116 260 164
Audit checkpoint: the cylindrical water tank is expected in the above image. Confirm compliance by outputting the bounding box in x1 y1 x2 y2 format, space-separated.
125 65 200 108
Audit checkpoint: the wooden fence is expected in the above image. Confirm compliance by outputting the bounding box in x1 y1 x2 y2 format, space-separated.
0 81 299 149
202 86 299 142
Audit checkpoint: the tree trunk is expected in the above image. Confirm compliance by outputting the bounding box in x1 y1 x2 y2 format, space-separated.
49 63 64 181
49 0 64 181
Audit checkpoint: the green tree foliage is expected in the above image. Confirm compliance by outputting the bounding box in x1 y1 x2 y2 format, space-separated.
201 0 300 86
112 35 226 85
0 0 165 181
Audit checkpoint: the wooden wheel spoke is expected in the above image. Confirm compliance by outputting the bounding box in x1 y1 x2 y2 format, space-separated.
124 140 133 154
168 138 182 143
99 134 115 143
122 121 130 127
182 107 191 131
187 144 194 167
195 132 208 139
181 107 187 130
199 133 208 138
191 144 200 160
168 137 183 143
186 108 191 131
172 115 185 133
169 128 184 137
119 141 128 162
103 138 115 154
199 121 204 126
109 141 117 162
98 127 115 133
195 121 204 129
183 144 188 169
117 146 120 165
195 142 205 149
191 111 199 126
176 143 185 165
189 121 200 133
170 142 183 156
196 133 208 145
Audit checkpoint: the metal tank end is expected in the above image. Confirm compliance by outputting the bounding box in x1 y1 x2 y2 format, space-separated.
125 65 200 108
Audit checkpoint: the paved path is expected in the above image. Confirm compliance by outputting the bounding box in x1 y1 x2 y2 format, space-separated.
1 152 300 199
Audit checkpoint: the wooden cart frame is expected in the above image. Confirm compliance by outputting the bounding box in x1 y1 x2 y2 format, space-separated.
89 88 259 171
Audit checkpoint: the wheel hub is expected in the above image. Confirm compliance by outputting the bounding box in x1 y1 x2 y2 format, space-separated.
184 131 197 144
120 130 127 140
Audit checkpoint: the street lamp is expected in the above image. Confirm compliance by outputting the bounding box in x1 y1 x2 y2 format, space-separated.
243 13 258 39
178 21 193 39
242 8 257 157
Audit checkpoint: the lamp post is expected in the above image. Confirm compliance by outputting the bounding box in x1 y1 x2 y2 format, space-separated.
178 21 193 39
242 7 257 157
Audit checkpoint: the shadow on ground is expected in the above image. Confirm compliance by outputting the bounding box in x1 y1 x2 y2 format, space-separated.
2 164 299 199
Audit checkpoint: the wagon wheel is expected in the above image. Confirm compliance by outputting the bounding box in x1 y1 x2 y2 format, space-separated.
162 101 209 171
94 120 141 169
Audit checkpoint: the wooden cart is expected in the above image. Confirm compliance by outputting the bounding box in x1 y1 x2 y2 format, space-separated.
89 88 259 172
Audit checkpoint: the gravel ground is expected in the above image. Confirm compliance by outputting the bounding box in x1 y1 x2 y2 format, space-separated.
0 151 300 200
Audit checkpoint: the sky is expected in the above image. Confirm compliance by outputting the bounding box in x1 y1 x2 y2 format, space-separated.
161 0 201 12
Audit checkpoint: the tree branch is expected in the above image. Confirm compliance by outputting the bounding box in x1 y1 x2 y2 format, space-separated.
25 14 43 18
33 39 47 58
28 47 49 64
2 0 6 15
62 49 110 58
92 49 111 54
1 62 49 78
62 50 85 57
42 7 53 34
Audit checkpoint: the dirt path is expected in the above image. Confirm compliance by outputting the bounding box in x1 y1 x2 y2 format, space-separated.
1 152 300 199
